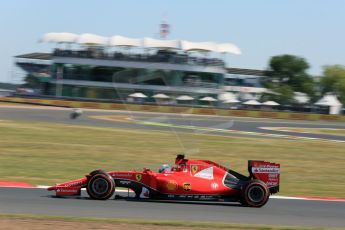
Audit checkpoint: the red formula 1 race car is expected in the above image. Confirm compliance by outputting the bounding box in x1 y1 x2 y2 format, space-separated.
48 155 280 207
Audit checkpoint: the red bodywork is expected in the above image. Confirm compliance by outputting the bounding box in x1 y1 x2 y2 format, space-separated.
48 156 280 201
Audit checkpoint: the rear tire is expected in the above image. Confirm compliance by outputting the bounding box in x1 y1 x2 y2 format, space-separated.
241 179 269 207
86 172 115 200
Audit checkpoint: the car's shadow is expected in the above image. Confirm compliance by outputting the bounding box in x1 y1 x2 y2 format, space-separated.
45 195 242 207
124 198 243 207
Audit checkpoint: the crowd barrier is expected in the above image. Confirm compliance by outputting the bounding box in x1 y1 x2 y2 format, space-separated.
1 97 344 122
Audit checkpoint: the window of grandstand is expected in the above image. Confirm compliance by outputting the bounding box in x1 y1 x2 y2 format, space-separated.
224 74 262 87
51 64 222 88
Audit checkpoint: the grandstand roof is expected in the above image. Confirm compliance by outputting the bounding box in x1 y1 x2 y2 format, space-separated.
109 36 142 47
143 37 180 49
77 33 108 45
15 52 51 60
40 32 241 54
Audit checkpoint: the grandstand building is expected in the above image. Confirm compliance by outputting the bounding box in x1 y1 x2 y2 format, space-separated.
14 33 268 105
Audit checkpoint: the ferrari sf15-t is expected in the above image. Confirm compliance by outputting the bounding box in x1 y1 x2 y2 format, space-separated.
48 155 280 207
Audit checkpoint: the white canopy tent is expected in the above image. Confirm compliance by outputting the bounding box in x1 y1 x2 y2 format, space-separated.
108 35 142 47
223 98 240 103
176 95 194 101
199 96 217 102
262 101 280 106
77 33 108 46
240 93 258 101
143 38 180 49
218 92 238 101
129 92 147 98
41 32 242 54
41 32 59 43
216 43 241 55
41 32 78 43
152 93 170 99
314 94 343 114
181 41 216 52
243 100 261 106
294 92 310 104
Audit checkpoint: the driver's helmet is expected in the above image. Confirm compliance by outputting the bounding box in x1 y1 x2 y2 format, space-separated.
159 164 171 173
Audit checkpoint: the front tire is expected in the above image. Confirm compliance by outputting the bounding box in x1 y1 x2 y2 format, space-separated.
86 172 115 200
241 180 269 207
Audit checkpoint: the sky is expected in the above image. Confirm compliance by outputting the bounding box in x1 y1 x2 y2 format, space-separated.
0 0 344 83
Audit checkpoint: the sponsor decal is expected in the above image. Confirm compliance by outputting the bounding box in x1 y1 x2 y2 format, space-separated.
269 174 278 179
162 194 221 200
119 180 131 185
64 181 83 187
183 182 191 191
166 180 178 191
56 188 79 193
252 167 280 174
191 165 198 174
194 167 214 179
267 181 278 187
210 182 219 190
135 174 142 182
111 173 132 178
55 187 80 195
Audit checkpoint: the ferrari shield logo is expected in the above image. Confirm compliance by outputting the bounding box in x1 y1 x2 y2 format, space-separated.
183 182 191 191
136 174 142 182
191 165 198 174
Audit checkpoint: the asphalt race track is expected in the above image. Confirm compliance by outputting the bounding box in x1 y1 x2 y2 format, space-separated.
1 104 345 228
0 187 344 228
0 104 345 142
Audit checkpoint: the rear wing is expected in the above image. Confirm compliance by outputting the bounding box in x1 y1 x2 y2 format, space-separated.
248 160 280 194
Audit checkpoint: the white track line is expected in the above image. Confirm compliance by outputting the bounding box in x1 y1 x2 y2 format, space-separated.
135 120 345 143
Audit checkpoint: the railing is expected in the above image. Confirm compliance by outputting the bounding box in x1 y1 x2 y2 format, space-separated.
53 49 225 67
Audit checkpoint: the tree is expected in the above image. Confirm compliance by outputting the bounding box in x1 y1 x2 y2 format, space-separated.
262 55 316 103
261 85 295 105
320 65 345 104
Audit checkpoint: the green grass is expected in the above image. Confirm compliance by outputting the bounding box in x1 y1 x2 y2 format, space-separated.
0 120 344 197
0 214 337 230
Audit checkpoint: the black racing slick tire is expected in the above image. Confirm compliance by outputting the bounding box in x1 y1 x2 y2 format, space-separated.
89 169 106 177
86 172 115 200
240 179 269 207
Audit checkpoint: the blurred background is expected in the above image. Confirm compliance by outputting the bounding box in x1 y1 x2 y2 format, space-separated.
0 0 344 114
0 1 344 229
